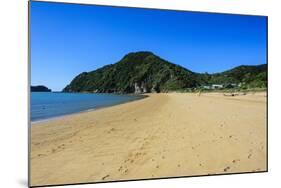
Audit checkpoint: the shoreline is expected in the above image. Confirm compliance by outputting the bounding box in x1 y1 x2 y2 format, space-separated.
31 94 148 124
31 90 266 124
31 92 267 186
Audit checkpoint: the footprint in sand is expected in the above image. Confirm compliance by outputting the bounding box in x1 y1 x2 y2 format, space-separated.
118 165 129 174
232 159 240 164
33 142 40 146
118 166 123 172
101 174 110 180
106 128 116 134
135 152 142 158
224 166 231 172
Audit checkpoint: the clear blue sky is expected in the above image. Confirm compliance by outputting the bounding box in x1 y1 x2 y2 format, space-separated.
31 1 267 91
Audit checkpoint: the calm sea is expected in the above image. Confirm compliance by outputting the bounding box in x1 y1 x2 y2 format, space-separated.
31 92 144 122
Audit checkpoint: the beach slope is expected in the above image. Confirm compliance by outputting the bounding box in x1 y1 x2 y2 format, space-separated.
30 92 267 186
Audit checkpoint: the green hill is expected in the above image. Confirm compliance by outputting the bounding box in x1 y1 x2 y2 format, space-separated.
205 64 267 88
63 51 267 93
31 85 52 92
63 52 199 93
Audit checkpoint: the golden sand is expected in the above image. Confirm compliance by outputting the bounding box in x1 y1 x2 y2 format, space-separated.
30 92 267 186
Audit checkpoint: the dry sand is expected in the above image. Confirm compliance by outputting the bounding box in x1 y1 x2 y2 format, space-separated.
30 92 267 186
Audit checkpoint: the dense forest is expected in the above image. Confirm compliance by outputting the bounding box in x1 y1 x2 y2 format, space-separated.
63 51 267 93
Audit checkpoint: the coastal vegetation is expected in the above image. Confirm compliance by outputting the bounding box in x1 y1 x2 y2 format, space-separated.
63 51 267 94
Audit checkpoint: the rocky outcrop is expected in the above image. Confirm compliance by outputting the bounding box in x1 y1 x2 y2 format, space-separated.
134 82 148 94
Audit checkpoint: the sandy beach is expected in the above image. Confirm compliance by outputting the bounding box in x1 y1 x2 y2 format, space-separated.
30 92 267 186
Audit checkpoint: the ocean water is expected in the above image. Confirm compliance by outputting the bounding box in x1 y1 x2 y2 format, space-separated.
31 92 144 122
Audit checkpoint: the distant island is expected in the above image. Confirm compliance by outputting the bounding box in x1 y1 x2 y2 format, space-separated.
63 51 267 94
31 85 52 92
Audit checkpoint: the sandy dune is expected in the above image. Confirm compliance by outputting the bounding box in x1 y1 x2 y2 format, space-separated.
30 92 267 186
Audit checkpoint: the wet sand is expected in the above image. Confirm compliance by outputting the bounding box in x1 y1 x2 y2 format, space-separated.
30 92 267 186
